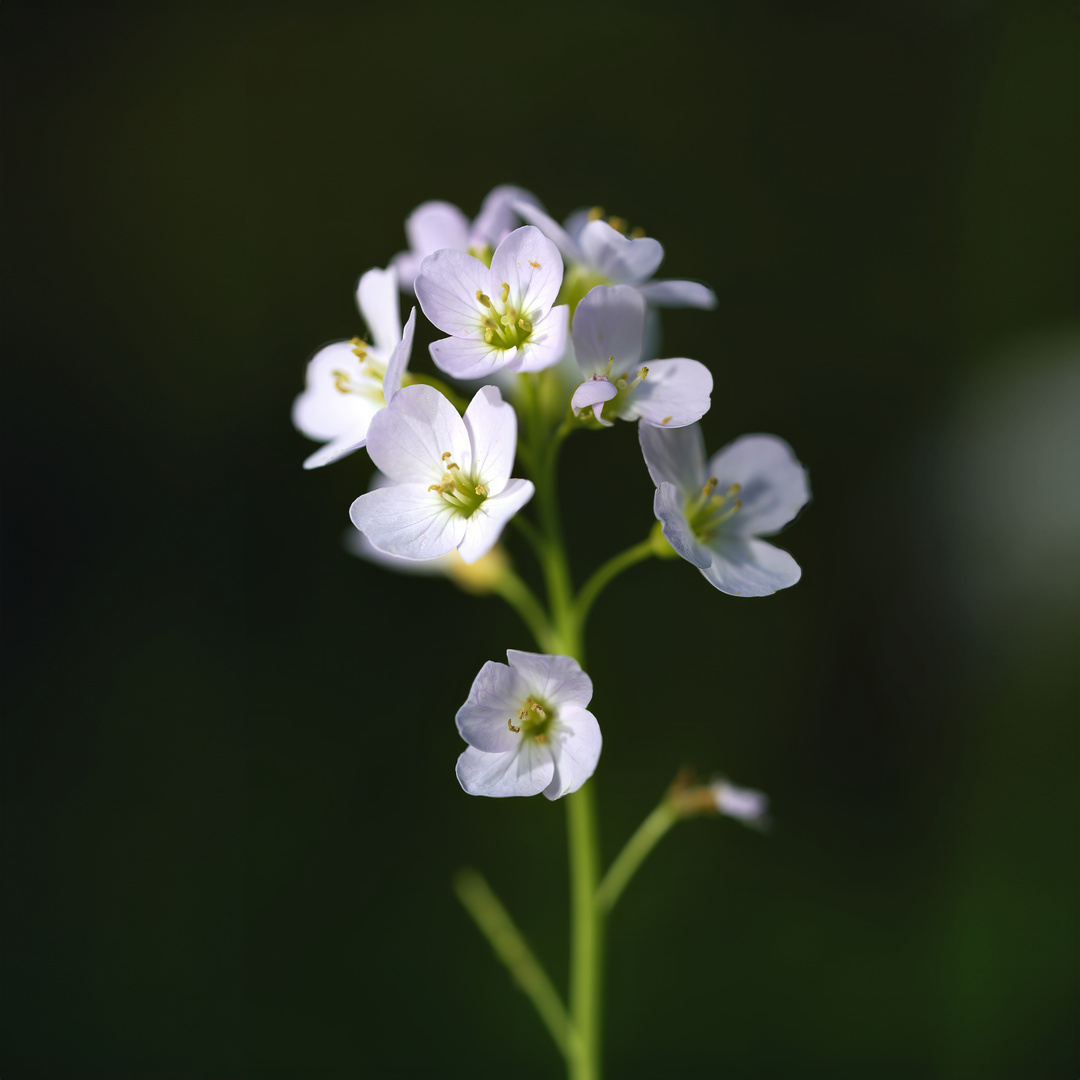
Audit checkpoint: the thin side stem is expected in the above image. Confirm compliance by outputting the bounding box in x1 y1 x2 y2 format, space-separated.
573 539 654 627
493 569 557 654
454 869 577 1060
594 801 679 916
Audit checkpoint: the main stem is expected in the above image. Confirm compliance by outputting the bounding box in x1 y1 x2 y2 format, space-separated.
526 376 602 1080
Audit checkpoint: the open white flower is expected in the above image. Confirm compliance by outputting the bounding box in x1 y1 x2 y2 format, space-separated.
390 184 543 290
455 651 602 800
292 267 416 469
349 384 533 563
415 225 570 380
514 202 717 311
569 284 712 427
640 423 809 596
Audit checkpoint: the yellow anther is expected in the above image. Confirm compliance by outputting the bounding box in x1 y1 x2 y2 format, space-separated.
332 370 352 394
661 416 672 425
535 733 548 744
508 718 520 733
474 485 487 496
703 477 719 497
484 327 495 343
348 336 368 348
588 206 604 221
608 215 628 233
727 483 741 496
517 317 531 332
630 226 646 239
427 484 441 492
603 357 615 377
500 314 514 326
476 290 492 307
531 703 546 718
447 462 459 471
500 282 510 304
639 366 648 380
441 451 452 460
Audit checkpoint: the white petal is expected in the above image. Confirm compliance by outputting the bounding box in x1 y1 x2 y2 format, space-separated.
701 536 802 596
508 303 569 374
463 384 517 491
654 482 713 569
472 184 543 247
544 705 602 800
571 284 645 376
561 208 593 244
570 378 618 418
349 483 466 561
505 651 593 709
365 383 472 484
301 430 369 470
707 435 810 538
344 527 453 577
388 250 423 294
429 335 516 380
414 248 490 336
624 358 713 428
711 778 770 827
639 422 707 493
579 220 664 285
382 307 416 402
455 743 554 798
489 226 563 320
456 659 529 752
405 200 470 256
292 340 381 441
638 278 718 309
355 266 401 353
457 479 534 563
512 200 585 263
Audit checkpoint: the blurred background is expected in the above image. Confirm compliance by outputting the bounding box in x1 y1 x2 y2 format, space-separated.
3 2 1076 1076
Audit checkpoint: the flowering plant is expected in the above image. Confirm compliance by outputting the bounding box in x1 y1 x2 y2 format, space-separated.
293 185 809 1079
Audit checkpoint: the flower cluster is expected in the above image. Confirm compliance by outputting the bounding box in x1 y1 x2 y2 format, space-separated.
293 184 811 800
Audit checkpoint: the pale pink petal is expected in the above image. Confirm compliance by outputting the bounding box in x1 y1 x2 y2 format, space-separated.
456 742 555 798
701 536 802 596
429 334 516 380
355 266 401 353
623 358 713 428
578 219 664 285
415 248 490 336
707 435 810 538
639 422 708 494
382 307 416 402
457 480 534 563
405 200 470 255
463 384 517 492
512 200 585 263
571 284 645 375
638 278 718 309
489 226 564 319
544 705 602 800
507 304 570 374
505 652 593 709
349 483 466 561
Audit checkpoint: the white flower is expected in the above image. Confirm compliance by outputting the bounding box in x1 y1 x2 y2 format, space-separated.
569 284 712 427
349 384 534 563
455 651 602 800
415 225 570 380
292 267 416 469
639 424 810 596
711 777 770 830
514 202 717 310
390 184 543 291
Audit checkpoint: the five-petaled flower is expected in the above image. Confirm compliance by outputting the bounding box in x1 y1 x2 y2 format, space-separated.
455 651 602 799
390 184 542 290
349 383 534 564
415 225 570 380
292 267 416 469
569 284 712 427
639 423 810 596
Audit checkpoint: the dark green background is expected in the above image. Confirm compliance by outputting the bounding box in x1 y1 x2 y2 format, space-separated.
3 2 1076 1077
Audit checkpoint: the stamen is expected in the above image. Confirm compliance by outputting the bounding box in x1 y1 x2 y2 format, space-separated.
332 370 352 394
608 215 628 233
517 317 531 332
531 703 546 718
603 357 615 378
474 485 487 496
500 282 510 304
441 452 452 460
484 328 494 343
702 477 719 497
661 416 672 425
588 206 604 221
630 226 646 238
508 718 520 733
476 290 493 308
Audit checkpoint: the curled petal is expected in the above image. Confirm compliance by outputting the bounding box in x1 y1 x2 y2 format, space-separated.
571 284 645 376
570 378 618 426
700 536 802 597
381 307 416 403
456 742 555 798
707 435 810 538
654 482 713 569
355 266 401 353
639 422 708 494
544 705 602 800
578 220 664 285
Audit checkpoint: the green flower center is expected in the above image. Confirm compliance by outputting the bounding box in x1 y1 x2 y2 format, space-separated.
427 452 489 518
508 695 553 743
556 264 609 316
685 477 742 541
477 282 533 351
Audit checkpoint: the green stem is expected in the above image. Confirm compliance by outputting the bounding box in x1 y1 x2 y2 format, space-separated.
493 569 557 654
566 783 602 1080
574 539 655 628
594 801 679 916
454 869 578 1060
510 512 547 566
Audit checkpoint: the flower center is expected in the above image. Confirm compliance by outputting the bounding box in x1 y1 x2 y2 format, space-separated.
685 477 742 541
507 695 553 743
427 450 488 517
331 337 387 405
476 282 533 351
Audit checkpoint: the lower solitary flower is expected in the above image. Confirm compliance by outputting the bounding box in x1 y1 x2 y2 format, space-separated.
349 384 533 564
455 651 602 800
639 423 810 596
